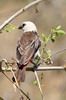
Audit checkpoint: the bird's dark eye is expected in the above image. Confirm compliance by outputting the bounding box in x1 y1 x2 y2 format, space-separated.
22 23 26 27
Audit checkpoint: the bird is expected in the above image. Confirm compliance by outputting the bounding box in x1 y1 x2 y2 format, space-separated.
12 21 41 84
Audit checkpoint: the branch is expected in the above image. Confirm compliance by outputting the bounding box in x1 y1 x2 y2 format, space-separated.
0 0 43 30
0 58 66 72
11 67 19 91
1 66 66 72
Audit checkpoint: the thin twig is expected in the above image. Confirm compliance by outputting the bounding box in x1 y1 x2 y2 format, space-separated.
34 71 44 100
51 48 66 57
11 68 19 91
0 0 43 30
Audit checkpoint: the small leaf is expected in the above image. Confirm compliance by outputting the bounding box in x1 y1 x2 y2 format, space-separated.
3 24 16 33
33 80 38 86
4 65 9 71
41 33 48 44
7 25 16 30
56 30 66 35
41 33 47 40
6 30 9 32
56 25 61 30
5 29 11 32
51 34 56 42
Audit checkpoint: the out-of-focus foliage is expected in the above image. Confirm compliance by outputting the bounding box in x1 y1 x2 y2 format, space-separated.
3 24 16 32
40 26 66 64
41 25 66 43
0 97 4 100
51 26 66 42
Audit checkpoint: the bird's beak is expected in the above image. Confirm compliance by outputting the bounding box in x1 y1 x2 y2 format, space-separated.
18 26 22 29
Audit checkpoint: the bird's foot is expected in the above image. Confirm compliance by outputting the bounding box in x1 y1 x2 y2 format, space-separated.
32 64 38 72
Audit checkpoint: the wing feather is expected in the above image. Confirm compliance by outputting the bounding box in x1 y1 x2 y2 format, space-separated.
16 32 40 65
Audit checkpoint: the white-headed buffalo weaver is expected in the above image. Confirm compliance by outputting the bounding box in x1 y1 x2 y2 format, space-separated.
12 21 41 84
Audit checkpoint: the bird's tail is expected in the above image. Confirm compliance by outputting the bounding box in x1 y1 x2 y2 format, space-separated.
16 67 26 81
12 65 26 85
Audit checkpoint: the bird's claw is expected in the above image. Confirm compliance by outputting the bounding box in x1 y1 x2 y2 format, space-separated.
32 64 38 72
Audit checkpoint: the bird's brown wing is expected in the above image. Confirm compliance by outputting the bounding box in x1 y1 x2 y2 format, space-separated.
16 32 40 65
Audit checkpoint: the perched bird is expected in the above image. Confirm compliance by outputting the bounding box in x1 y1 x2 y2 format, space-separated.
12 21 41 84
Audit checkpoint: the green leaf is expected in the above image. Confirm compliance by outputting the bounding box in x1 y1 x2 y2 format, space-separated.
4 65 9 71
3 24 16 33
41 33 47 40
33 80 38 86
7 25 16 30
56 25 61 30
51 26 66 36
56 30 66 35
51 34 56 42
5 29 11 32
41 33 48 45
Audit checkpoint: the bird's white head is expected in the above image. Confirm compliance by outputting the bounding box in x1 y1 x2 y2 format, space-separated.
18 21 37 32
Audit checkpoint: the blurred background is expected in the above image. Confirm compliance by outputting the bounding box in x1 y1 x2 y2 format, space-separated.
0 0 66 100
